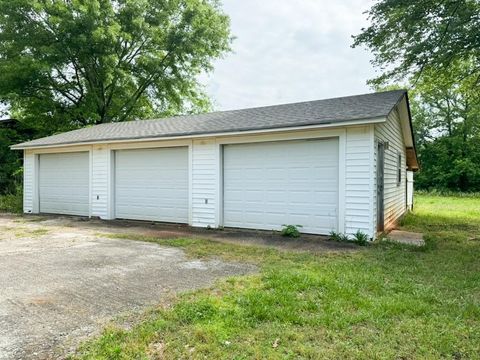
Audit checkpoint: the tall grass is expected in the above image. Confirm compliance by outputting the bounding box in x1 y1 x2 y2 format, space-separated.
0 186 23 213
415 189 480 198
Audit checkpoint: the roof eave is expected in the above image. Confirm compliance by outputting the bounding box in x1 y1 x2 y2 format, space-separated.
404 92 420 171
11 116 387 150
385 91 419 171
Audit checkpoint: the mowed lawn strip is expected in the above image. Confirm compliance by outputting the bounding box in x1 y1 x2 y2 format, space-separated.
72 194 480 359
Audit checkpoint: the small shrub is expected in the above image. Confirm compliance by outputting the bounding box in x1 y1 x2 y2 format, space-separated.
0 187 23 214
329 231 341 242
330 230 369 245
329 231 350 242
339 233 350 242
353 230 370 246
281 224 302 238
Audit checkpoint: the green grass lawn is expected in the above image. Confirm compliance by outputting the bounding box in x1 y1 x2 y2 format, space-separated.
73 194 480 359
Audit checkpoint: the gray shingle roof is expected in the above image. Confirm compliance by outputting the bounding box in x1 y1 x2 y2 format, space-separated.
12 90 406 149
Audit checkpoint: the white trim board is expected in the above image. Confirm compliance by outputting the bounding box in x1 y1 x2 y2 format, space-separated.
14 118 387 150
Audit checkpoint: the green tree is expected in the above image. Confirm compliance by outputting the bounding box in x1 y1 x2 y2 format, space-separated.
352 0 480 88
409 63 480 191
0 0 231 135
0 127 22 194
353 0 480 192
0 119 35 194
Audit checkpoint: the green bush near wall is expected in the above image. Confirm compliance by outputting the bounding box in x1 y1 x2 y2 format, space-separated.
0 186 23 214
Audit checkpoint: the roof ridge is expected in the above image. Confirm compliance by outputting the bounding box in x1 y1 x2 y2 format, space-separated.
135 89 407 123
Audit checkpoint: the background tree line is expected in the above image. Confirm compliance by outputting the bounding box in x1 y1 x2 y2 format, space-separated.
0 0 231 196
354 0 480 192
1 0 479 197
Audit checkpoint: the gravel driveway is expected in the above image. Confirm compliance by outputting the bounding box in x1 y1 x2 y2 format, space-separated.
0 215 255 360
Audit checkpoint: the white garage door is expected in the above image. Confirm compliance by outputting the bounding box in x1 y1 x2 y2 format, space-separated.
39 152 90 216
223 138 339 234
114 147 189 223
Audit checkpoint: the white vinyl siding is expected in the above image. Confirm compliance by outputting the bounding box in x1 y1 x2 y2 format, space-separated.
191 139 218 227
91 147 111 219
114 147 189 223
374 109 407 230
38 152 90 216
23 152 35 213
344 126 375 238
223 139 339 235
372 143 378 235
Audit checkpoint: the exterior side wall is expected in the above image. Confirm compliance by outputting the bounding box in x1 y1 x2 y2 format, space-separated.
374 108 407 231
21 126 377 238
345 126 375 238
23 151 36 213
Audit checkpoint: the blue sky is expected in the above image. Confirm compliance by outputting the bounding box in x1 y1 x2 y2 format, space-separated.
203 0 377 111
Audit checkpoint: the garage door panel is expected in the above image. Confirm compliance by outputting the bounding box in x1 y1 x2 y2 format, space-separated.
223 139 339 235
309 192 338 203
264 213 288 224
116 188 185 199
39 152 90 216
115 147 188 223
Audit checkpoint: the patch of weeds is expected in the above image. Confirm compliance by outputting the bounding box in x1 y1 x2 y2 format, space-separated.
0 191 23 214
12 227 49 238
329 230 370 246
281 224 302 238
13 216 48 223
415 189 480 198
101 233 276 264
352 230 370 246
329 231 349 242
30 228 49 236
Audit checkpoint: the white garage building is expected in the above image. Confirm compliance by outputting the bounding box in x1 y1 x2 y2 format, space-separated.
12 90 418 239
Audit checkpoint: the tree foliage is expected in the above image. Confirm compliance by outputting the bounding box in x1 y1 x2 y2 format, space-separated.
0 0 231 135
0 120 35 194
354 0 480 192
410 63 480 191
352 0 480 88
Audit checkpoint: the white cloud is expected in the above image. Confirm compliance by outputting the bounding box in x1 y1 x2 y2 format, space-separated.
203 0 377 110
